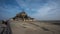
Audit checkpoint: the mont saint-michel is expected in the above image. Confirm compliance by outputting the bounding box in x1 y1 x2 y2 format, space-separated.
0 10 60 34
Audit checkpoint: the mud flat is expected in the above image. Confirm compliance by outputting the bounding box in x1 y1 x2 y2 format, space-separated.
9 20 60 34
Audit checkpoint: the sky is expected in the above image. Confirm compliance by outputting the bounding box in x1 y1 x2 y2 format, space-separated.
0 0 60 20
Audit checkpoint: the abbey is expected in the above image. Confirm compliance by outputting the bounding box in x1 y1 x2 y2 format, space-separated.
13 10 34 21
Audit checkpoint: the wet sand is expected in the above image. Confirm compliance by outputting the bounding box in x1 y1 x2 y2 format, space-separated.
9 20 60 34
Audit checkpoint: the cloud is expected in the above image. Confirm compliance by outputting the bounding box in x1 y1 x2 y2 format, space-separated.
16 0 48 9
16 0 60 20
31 0 60 20
0 5 20 20
0 0 60 20
0 0 21 20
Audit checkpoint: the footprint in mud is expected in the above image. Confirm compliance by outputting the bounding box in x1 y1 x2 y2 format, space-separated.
29 23 40 27
41 27 49 31
21 24 27 28
22 26 26 28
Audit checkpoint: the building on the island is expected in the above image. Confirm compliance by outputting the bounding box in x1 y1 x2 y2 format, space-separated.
13 10 34 21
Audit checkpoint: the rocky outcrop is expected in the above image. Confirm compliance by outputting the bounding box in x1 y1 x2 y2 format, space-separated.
0 20 12 34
